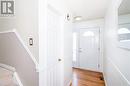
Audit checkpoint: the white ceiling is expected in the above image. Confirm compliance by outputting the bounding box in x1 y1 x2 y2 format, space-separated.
66 0 110 21
119 0 130 15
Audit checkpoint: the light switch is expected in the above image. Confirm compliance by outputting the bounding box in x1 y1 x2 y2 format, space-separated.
29 38 33 46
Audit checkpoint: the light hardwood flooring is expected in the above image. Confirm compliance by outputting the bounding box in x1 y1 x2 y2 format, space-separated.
71 68 105 86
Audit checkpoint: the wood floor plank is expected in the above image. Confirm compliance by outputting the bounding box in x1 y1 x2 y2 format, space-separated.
71 68 105 86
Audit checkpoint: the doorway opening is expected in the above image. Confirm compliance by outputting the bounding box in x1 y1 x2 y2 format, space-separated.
72 27 101 72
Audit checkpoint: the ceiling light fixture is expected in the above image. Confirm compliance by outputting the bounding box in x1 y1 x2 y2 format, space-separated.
74 16 82 21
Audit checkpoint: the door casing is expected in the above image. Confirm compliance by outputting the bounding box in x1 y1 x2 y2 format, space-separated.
75 27 102 72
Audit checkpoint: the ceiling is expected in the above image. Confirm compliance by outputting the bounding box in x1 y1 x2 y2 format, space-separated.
119 0 130 15
66 0 110 21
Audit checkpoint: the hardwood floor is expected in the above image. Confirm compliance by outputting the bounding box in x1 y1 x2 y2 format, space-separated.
71 68 105 86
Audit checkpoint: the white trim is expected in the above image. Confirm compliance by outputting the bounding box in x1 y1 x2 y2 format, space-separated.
0 63 23 86
77 27 102 72
103 58 130 86
66 80 72 86
108 58 130 85
14 72 23 86
64 79 72 86
0 63 15 72
0 29 39 71
103 72 108 86
0 29 15 34
74 67 101 73
13 30 39 69
38 0 47 85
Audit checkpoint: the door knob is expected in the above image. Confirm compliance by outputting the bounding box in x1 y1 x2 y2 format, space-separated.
79 50 82 53
58 59 62 62
79 48 82 52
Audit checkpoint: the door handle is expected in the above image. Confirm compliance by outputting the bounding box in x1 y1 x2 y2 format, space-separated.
79 50 82 52
58 59 62 62
79 48 82 52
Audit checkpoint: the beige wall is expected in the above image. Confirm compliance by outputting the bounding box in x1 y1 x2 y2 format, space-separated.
0 0 39 62
0 32 38 86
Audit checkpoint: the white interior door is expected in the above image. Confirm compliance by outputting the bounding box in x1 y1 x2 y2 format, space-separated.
46 5 63 86
79 28 100 71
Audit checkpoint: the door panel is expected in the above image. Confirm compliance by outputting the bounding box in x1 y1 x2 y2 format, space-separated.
79 28 100 71
47 5 63 86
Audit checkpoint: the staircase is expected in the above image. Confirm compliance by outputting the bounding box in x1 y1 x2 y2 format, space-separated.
0 30 39 86
0 64 20 86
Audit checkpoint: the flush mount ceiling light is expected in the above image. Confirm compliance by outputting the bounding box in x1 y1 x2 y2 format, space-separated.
74 16 82 21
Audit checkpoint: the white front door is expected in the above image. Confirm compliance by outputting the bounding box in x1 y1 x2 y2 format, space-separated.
79 28 100 71
46 5 63 86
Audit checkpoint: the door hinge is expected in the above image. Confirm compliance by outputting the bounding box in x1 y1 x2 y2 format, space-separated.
98 47 100 51
99 30 101 33
98 64 100 68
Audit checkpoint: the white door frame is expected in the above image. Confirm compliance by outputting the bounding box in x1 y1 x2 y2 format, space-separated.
76 27 102 72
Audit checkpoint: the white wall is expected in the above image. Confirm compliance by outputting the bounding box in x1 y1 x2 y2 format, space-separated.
63 17 73 86
0 0 39 61
119 14 130 24
104 0 130 85
73 19 104 72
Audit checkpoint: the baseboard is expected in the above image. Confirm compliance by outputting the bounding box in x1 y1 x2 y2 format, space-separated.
103 72 108 86
109 58 130 85
67 80 72 86
73 67 102 74
13 30 39 67
103 58 130 86
64 78 72 86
